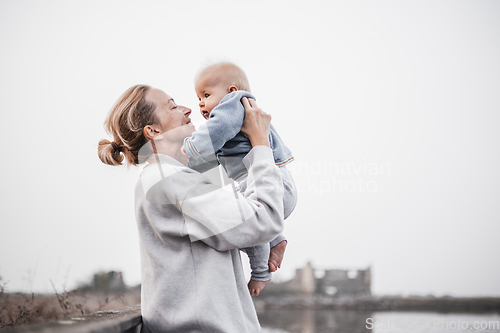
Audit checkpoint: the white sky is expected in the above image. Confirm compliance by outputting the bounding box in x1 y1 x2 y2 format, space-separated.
0 0 499 297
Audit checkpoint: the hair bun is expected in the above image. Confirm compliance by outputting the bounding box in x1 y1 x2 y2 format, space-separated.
98 139 124 166
111 141 122 153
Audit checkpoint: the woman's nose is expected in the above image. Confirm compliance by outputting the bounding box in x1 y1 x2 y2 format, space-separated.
181 106 191 116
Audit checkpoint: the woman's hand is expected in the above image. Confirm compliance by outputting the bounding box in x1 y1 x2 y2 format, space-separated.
241 97 271 148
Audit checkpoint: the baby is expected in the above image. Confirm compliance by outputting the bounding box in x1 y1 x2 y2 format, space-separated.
183 62 297 296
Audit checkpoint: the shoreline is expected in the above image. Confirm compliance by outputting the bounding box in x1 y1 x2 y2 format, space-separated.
254 294 500 313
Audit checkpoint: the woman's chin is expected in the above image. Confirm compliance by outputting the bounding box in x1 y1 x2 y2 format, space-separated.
186 123 196 134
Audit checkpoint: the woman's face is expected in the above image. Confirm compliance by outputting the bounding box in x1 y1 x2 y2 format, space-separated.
146 88 195 141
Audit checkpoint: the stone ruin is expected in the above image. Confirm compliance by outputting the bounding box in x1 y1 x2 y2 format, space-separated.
268 262 371 297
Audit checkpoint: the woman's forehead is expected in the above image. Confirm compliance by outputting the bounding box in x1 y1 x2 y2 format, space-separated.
147 88 173 106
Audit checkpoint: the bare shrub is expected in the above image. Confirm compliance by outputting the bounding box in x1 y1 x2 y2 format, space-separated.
0 284 140 328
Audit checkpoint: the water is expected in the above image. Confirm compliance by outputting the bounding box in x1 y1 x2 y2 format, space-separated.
259 310 500 333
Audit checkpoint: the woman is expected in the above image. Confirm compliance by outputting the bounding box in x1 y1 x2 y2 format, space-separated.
98 85 284 332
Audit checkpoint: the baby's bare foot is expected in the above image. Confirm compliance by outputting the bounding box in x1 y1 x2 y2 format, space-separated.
248 279 270 296
268 240 287 272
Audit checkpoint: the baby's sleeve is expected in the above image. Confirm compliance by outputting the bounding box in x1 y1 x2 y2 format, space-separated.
183 91 253 159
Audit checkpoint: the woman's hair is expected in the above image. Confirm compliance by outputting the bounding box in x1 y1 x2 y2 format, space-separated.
98 84 159 166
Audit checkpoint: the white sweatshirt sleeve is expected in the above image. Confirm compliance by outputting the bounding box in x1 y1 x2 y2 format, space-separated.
140 146 284 251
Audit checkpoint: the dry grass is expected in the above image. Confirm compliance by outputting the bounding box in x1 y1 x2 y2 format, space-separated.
0 285 140 328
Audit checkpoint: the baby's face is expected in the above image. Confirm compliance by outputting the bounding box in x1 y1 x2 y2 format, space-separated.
195 74 229 120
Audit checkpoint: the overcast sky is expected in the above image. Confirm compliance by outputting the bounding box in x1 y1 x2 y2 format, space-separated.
0 0 499 297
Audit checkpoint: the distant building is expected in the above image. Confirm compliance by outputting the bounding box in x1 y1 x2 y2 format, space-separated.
267 262 371 297
76 270 126 293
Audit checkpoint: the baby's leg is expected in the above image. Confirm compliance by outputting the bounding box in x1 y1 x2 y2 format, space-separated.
266 167 296 272
242 244 272 296
280 166 297 219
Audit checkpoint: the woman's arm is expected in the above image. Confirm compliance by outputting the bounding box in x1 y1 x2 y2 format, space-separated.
154 145 283 251
142 100 281 251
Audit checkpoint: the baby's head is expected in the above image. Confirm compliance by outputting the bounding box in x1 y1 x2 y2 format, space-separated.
195 62 251 119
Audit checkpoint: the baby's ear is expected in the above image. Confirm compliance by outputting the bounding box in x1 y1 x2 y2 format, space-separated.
228 85 238 93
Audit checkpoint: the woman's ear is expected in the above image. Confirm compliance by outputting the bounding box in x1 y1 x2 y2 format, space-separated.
228 85 238 93
143 125 162 140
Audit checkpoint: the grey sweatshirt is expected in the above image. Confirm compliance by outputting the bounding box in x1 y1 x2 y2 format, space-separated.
135 146 284 332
